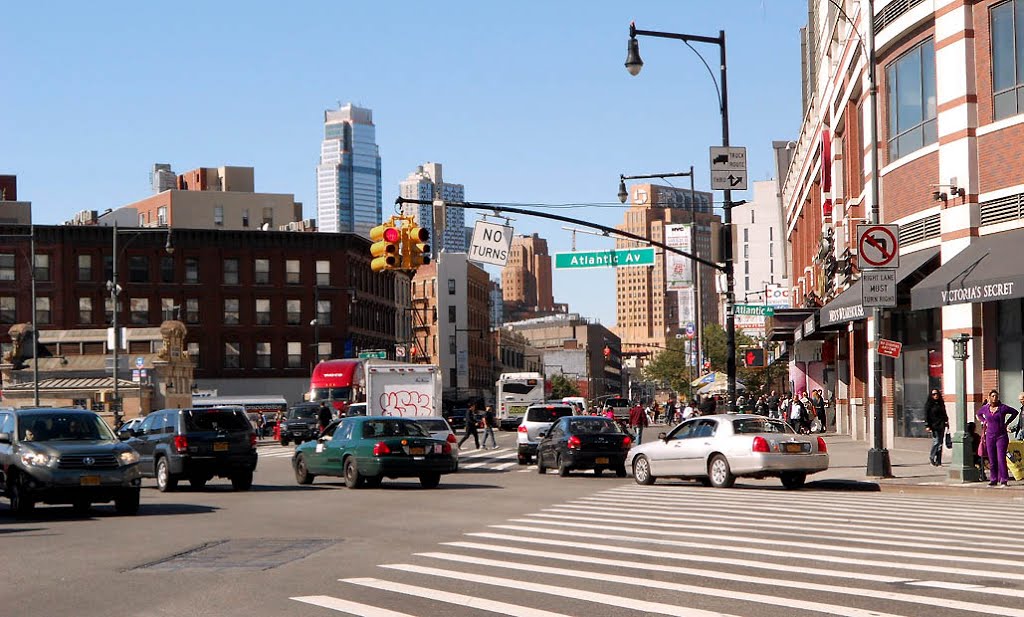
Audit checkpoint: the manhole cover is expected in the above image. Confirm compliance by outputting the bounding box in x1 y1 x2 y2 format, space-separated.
133 539 337 571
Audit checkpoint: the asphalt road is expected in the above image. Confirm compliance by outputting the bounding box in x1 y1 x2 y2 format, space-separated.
3 430 1023 617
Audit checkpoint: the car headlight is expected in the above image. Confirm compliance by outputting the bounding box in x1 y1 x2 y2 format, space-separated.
118 450 140 466
20 451 52 467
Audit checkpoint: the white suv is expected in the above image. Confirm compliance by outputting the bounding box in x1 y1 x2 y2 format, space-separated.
517 403 575 465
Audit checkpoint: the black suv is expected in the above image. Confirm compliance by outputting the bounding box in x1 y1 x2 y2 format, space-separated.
0 408 142 516
278 403 321 446
123 407 257 492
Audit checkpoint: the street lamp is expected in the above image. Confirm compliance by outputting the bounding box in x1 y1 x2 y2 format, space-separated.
108 221 174 426
0 227 40 405
948 334 979 482
625 21 739 411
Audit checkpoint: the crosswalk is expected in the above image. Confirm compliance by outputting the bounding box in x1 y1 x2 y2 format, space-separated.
258 444 532 473
291 485 1024 617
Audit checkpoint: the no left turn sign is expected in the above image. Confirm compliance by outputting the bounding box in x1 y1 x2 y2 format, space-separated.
857 224 900 269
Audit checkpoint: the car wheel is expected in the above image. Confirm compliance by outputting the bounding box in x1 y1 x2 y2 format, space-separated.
188 476 208 489
536 453 547 474
708 455 735 488
365 475 383 488
114 489 141 515
557 454 570 477
632 455 656 485
72 500 91 515
697 477 712 487
780 471 807 489
9 477 35 517
517 452 529 465
344 458 364 489
231 470 254 491
280 438 290 447
294 454 315 485
156 457 177 492
615 464 627 478
419 473 441 489
593 468 603 476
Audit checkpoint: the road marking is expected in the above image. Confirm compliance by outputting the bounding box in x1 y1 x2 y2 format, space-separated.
493 461 519 470
377 564 744 617
291 595 416 617
341 577 573 617
460 448 509 459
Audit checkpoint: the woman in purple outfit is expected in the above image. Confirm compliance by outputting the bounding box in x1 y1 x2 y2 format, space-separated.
976 389 1020 487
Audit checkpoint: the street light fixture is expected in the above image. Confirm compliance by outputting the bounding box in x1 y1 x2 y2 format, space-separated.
625 21 739 410
948 334 979 482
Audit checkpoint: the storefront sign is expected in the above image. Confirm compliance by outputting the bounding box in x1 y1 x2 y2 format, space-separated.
940 281 1016 305
877 339 903 358
825 303 865 326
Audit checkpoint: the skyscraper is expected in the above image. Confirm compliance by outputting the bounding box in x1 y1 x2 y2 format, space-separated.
399 162 465 256
316 103 382 237
501 233 558 322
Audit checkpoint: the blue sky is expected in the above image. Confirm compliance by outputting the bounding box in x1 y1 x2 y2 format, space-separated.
2 1 807 327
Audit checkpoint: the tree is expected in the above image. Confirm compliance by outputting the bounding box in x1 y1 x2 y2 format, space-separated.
641 338 695 396
549 374 580 400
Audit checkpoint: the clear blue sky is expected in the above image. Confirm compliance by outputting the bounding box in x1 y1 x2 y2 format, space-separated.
2 1 807 327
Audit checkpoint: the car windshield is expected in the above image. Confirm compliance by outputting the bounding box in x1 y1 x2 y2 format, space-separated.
416 419 449 432
526 406 574 422
289 407 318 420
361 419 430 438
18 413 116 442
568 418 623 434
311 387 351 401
733 418 794 434
185 408 250 431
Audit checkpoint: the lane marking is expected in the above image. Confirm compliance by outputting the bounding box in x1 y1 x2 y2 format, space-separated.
460 448 509 459
341 577 573 617
291 595 416 617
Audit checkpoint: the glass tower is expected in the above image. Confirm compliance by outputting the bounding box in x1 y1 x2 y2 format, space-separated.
399 162 466 257
316 104 382 237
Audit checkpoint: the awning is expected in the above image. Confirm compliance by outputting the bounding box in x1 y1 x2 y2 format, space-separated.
912 229 1024 310
819 247 940 328
765 308 817 342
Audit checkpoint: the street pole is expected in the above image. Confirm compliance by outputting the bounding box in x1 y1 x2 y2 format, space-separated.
111 221 121 426
689 165 704 375
947 333 978 482
30 225 39 406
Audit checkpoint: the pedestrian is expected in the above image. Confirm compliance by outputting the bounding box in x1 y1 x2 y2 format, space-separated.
317 402 333 434
629 401 649 444
925 388 948 467
811 390 827 433
255 413 266 439
1013 392 1024 441
788 396 806 433
976 389 1019 487
682 399 696 420
699 394 716 416
766 390 780 420
755 395 768 416
481 405 498 449
459 401 481 450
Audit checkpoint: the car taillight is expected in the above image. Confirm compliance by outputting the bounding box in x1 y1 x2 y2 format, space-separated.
446 433 457 444
518 425 527 433
373 441 391 456
817 437 828 453
567 435 581 450
249 433 257 448
442 442 452 455
173 435 188 453
621 436 632 450
752 436 770 453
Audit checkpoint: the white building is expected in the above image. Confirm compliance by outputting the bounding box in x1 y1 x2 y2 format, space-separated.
399 162 466 256
316 103 382 237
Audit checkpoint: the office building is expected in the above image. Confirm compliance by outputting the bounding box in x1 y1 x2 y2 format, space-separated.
732 179 790 337
316 103 382 237
399 162 466 256
0 175 31 225
501 233 563 322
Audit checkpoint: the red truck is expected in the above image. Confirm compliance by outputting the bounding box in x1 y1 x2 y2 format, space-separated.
308 359 366 414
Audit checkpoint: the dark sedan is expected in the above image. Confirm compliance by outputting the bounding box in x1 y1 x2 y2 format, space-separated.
536 416 631 477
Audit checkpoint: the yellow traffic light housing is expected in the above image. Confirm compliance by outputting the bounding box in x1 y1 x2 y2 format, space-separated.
403 225 431 268
370 222 402 271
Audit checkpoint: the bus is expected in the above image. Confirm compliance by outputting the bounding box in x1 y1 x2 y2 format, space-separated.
190 395 289 431
495 372 545 430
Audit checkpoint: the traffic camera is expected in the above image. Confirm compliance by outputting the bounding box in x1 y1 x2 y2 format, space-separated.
403 225 431 268
370 222 402 272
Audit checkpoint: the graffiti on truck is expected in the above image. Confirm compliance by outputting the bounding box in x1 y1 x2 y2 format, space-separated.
379 388 433 417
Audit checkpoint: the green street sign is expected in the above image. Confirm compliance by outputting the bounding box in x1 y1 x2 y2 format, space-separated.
358 350 388 359
555 248 655 269
734 304 775 317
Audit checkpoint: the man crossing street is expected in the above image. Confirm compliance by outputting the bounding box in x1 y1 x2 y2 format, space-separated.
629 402 649 445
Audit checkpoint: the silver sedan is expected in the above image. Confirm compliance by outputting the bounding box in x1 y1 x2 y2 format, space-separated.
627 414 829 489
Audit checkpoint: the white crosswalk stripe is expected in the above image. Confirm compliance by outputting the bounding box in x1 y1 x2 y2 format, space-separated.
289 484 1024 617
260 445 523 471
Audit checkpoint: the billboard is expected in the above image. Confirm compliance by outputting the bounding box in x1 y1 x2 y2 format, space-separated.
665 224 694 290
677 287 695 324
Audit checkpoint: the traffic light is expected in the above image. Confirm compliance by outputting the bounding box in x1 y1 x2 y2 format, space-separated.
403 225 431 268
838 248 854 287
823 254 837 299
743 348 765 368
370 222 402 272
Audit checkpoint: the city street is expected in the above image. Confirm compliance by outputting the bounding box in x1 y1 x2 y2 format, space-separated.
3 430 1024 617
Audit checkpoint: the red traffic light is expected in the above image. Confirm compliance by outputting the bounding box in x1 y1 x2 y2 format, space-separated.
745 351 756 367
382 226 401 242
603 346 611 359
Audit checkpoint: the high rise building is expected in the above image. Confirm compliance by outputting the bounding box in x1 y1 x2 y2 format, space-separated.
501 233 561 322
399 162 465 256
316 103 382 237
732 179 789 337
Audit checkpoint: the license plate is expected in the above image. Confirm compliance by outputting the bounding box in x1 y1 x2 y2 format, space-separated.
80 476 101 486
409 447 425 455
214 442 229 452
595 457 609 464
784 443 803 453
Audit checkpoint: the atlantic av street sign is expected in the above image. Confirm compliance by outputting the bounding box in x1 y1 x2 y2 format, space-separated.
555 248 655 269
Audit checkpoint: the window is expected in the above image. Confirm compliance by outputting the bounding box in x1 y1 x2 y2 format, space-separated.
316 342 331 362
161 298 175 320
224 341 240 368
105 297 115 324
448 279 456 295
287 299 301 325
255 259 270 284
223 258 239 285
743 245 749 258
242 208 250 228
750 211 755 224
317 299 331 326
287 341 302 368
992 0 1024 119
128 255 149 283
769 228 773 241
77 255 93 281
743 228 749 243
79 297 92 324
34 254 50 281
256 298 271 325
161 256 174 283
187 341 200 368
35 296 51 324
745 276 750 290
157 206 167 226
448 306 456 323
449 335 457 354
262 207 273 226
130 298 149 324
0 296 15 323
286 260 300 284
450 367 457 386
185 258 199 283
316 260 330 286
256 342 271 368
185 298 199 324
224 298 239 325
886 38 937 160
0 254 13 281
214 206 224 226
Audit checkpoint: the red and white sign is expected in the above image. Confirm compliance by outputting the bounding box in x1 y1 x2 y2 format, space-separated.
877 339 903 358
857 224 900 269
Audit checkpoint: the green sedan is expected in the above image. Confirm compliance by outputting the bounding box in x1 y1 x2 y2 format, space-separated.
292 416 457 489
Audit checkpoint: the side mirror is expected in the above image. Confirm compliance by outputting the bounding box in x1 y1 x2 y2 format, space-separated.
0 432 10 444
537 430 548 439
658 432 668 441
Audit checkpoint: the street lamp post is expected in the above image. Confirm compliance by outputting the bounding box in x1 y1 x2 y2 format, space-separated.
626 22 738 411
0 227 40 406
948 334 979 482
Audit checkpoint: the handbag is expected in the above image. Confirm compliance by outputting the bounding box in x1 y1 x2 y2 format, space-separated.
945 433 952 449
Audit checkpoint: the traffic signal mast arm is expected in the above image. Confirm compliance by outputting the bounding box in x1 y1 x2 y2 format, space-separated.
394 197 726 274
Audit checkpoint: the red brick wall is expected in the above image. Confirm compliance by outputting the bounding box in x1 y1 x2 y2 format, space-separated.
881 152 940 222
978 124 1024 193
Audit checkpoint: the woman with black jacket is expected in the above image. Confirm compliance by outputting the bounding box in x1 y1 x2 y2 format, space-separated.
925 389 948 466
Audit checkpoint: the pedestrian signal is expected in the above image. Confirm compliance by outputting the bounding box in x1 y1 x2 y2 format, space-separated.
370 223 402 272
743 348 765 368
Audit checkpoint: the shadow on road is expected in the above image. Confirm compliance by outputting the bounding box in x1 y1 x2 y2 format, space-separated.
0 502 219 522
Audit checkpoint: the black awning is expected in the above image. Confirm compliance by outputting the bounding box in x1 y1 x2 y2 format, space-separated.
819 247 939 328
765 308 817 342
912 229 1024 310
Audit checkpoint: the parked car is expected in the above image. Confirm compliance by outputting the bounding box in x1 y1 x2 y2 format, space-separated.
0 408 142 516
123 407 258 492
444 408 468 430
517 403 575 465
116 417 144 440
292 416 456 489
278 403 321 446
536 415 631 477
627 414 829 489
345 403 367 416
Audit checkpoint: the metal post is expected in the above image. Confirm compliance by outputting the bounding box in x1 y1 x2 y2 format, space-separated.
30 225 39 406
690 166 704 373
717 30 738 413
111 222 121 426
947 334 979 482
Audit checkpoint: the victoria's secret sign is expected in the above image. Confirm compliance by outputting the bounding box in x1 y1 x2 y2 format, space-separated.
940 281 1015 305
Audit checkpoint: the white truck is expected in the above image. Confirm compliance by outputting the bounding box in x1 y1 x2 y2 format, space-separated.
364 360 443 418
496 372 546 430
